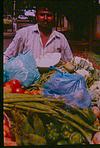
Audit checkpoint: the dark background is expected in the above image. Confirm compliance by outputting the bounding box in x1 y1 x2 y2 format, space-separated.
3 0 100 40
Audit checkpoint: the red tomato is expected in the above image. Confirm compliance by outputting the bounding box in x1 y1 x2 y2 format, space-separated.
14 88 25 94
4 86 12 93
92 106 100 118
9 79 21 88
4 82 11 87
24 90 31 94
4 79 21 92
30 90 42 95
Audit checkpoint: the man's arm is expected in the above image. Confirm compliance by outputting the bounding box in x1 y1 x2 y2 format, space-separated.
3 30 24 64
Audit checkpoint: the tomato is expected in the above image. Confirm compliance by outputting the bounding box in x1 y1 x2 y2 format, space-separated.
30 90 42 95
4 82 11 88
4 86 12 93
14 88 25 94
4 79 21 87
4 79 22 93
24 90 31 94
92 106 100 118
9 79 21 88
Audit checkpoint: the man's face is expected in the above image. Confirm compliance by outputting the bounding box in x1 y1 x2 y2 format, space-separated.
36 8 54 29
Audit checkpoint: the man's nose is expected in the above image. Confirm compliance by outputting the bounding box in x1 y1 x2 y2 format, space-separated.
44 14 48 20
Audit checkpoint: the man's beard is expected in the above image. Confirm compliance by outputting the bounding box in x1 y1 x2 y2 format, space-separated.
38 21 53 30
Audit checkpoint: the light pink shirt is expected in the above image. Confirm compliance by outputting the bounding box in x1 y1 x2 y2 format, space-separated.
4 24 73 63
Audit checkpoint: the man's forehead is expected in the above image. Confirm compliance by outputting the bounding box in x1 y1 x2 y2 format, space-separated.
36 8 54 15
37 7 53 12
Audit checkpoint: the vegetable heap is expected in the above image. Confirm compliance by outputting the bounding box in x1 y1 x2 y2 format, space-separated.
3 56 100 145
4 93 100 145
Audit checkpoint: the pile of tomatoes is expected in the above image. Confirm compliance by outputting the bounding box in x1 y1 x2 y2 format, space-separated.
4 79 25 93
4 79 41 95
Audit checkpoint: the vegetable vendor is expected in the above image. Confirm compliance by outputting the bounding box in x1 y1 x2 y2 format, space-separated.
3 0 73 64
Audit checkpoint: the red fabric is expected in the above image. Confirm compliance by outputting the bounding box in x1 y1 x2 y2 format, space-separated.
4 113 17 146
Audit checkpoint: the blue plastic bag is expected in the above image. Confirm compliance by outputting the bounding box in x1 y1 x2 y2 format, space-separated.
43 67 91 108
4 50 40 87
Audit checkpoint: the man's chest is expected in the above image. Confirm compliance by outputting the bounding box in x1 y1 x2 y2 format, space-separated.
40 35 49 48
24 34 61 58
25 33 61 50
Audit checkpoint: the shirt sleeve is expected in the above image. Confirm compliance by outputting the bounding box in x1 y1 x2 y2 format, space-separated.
3 30 25 63
60 34 73 62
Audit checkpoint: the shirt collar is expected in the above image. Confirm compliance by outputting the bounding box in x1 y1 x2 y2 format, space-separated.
32 24 40 33
32 24 60 38
50 30 60 39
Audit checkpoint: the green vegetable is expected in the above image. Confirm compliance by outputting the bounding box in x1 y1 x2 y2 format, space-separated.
33 114 45 136
57 140 68 145
56 116 92 144
69 132 84 144
4 93 100 145
54 107 98 132
11 109 46 145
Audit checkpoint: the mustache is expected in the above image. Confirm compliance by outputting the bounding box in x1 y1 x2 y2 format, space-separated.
42 21 49 23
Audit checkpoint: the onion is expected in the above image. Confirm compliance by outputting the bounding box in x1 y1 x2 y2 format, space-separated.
92 106 100 118
92 132 100 144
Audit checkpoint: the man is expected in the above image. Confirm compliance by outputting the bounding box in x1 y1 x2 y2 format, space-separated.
3 1 73 64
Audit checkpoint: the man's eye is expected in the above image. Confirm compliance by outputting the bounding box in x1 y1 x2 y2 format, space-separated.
39 13 53 17
47 14 52 17
39 14 44 17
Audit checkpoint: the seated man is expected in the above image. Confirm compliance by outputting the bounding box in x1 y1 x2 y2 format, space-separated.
3 0 73 64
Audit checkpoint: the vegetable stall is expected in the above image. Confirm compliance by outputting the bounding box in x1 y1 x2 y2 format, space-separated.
3 56 100 146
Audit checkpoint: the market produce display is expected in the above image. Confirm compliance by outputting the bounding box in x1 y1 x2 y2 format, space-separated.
3 93 99 145
3 56 100 146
